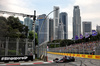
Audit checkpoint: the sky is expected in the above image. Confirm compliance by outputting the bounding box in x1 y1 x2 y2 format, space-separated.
0 0 100 39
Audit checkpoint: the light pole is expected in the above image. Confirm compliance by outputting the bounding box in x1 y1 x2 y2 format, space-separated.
38 8 59 58
39 8 59 33
32 10 36 57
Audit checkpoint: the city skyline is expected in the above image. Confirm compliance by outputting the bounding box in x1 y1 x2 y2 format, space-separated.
0 0 100 39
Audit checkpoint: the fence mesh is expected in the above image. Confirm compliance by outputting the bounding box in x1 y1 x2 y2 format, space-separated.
0 37 6 56
0 37 100 56
36 41 47 60
0 37 33 56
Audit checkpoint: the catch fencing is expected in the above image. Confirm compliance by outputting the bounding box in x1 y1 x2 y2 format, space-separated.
36 41 47 61
0 37 33 56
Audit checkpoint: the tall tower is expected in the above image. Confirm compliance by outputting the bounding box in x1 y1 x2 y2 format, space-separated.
58 22 64 39
96 25 100 34
24 17 33 31
49 19 54 41
83 22 92 36
60 12 68 39
37 14 49 44
53 6 60 40
73 6 81 40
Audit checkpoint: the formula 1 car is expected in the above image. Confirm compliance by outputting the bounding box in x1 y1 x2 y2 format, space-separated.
53 56 75 63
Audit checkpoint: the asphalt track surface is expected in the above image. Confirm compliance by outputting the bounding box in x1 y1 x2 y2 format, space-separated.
0 54 100 66
47 54 100 66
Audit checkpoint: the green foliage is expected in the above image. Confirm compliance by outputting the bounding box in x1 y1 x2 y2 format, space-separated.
52 39 62 43
60 39 74 46
0 16 7 22
0 50 5 55
8 50 16 55
28 30 38 46
0 17 8 37
0 16 28 38
48 33 100 48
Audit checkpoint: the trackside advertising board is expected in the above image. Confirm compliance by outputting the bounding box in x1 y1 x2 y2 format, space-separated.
47 52 100 60
0 55 33 62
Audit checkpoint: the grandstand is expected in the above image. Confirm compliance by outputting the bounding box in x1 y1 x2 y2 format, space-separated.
49 40 100 55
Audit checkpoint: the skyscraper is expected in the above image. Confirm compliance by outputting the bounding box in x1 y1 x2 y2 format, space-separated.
96 25 100 34
83 22 92 36
53 6 60 40
35 20 39 35
49 19 54 41
24 17 33 31
73 6 81 40
37 14 49 44
58 22 64 39
60 12 68 39
20 21 23 25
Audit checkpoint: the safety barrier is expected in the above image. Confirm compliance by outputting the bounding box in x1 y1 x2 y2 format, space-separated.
0 55 33 63
47 52 100 60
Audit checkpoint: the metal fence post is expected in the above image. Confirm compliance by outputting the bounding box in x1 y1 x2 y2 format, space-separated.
32 40 33 55
37 43 40 58
16 38 19 56
25 39 28 55
43 45 44 56
42 45 43 56
5 37 9 56
40 46 42 56
46 43 47 57
40 46 41 56
39 46 40 57
37 45 39 58
45 44 46 56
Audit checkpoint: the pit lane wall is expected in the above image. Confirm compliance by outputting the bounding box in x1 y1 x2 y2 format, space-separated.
47 52 100 60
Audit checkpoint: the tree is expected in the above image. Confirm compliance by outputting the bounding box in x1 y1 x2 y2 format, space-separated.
0 16 29 38
7 16 28 38
0 16 8 37
28 30 38 46
0 16 7 22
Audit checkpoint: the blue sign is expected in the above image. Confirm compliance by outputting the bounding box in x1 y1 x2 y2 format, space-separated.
92 30 97 36
75 35 78 40
85 33 90 38
80 34 83 39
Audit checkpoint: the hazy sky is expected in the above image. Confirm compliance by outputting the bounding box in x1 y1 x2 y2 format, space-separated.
0 0 100 39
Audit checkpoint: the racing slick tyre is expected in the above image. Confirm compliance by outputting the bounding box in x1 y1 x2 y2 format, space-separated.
71 57 75 62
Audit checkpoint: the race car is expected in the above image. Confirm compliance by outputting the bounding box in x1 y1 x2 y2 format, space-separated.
53 56 75 63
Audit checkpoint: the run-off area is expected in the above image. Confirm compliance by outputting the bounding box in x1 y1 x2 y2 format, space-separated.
47 54 100 66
